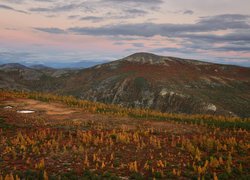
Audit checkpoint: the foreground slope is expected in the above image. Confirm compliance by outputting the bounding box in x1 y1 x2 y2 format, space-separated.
0 53 250 117
0 91 249 179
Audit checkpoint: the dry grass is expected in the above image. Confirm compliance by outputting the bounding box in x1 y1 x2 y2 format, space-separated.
0 92 249 179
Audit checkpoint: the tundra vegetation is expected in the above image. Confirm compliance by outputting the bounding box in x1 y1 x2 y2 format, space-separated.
0 90 249 179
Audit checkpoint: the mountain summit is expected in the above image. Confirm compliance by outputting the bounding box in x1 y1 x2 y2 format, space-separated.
122 52 172 65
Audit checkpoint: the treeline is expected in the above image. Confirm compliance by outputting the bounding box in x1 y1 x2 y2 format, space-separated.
1 90 249 130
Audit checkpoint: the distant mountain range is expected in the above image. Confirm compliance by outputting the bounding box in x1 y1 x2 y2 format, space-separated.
0 60 107 69
1 52 250 117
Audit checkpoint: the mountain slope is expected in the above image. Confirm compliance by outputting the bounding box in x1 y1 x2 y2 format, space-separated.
0 63 79 91
62 53 250 117
1 53 249 117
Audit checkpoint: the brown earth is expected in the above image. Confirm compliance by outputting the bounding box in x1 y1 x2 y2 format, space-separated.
0 98 202 135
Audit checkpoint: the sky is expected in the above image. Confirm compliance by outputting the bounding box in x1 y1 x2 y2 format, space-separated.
0 0 250 67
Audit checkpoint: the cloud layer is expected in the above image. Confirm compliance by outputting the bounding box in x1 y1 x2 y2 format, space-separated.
34 14 250 55
0 0 250 66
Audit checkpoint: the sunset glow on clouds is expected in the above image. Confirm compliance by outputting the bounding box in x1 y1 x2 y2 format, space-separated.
0 0 250 66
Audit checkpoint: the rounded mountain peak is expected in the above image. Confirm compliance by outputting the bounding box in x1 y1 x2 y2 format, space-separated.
122 52 172 66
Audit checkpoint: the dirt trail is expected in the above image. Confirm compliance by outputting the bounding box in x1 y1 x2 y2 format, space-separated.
3 99 76 115
0 98 203 134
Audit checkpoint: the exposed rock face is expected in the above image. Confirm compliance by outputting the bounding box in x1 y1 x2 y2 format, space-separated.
71 53 250 117
77 76 238 116
1 53 250 117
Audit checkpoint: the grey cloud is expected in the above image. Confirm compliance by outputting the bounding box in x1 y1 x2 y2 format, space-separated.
2 0 25 3
124 9 147 16
184 41 250 52
27 0 156 16
67 14 250 37
180 32 250 43
107 10 148 19
35 14 250 47
174 37 250 54
33 14 250 54
0 4 27 13
0 4 14 10
68 15 80 19
30 4 78 12
105 0 163 4
34 27 66 34
68 24 156 37
231 41 250 46
196 14 250 29
199 14 250 22
216 46 250 52
103 0 163 12
79 9 148 23
113 42 125 45
5 27 18 31
29 2 95 13
46 14 58 18
113 41 144 48
4 0 54 3
183 10 194 15
29 7 50 12
34 14 250 40
80 16 104 22
132 43 144 47
173 35 250 53
34 0 55 2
